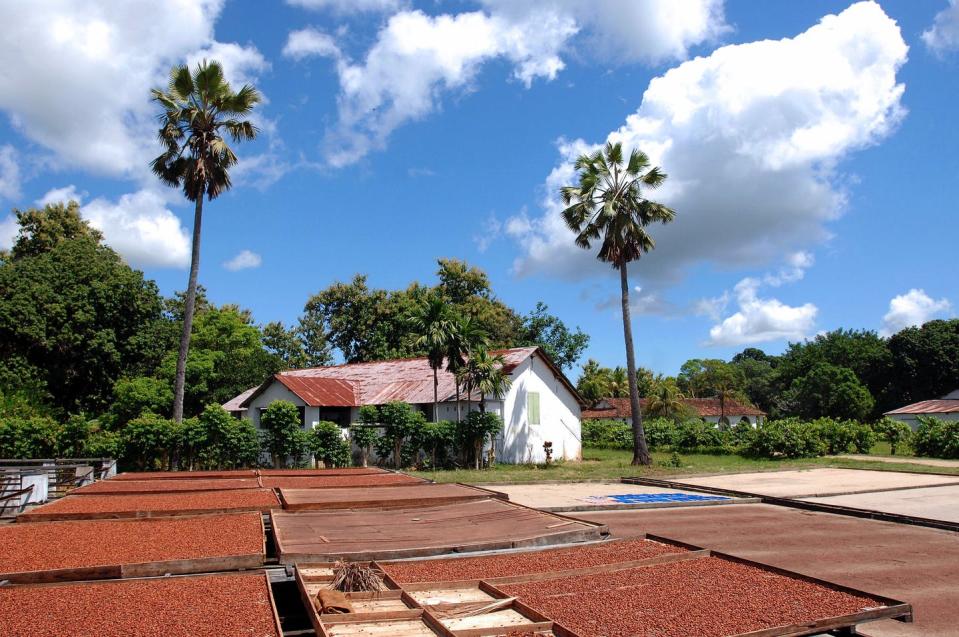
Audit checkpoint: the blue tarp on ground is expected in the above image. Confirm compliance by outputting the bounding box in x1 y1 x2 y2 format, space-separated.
605 493 730 504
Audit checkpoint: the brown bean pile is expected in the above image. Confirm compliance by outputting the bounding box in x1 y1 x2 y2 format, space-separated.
260 473 422 489
259 468 385 476
73 478 260 494
0 573 279 636
0 513 263 573
112 470 257 480
25 489 279 516
384 539 686 583
500 557 882 637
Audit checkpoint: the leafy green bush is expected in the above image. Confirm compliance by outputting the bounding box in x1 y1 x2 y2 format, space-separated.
83 428 120 458
644 418 677 450
259 401 309 468
673 419 726 453
121 413 180 470
582 419 633 449
309 421 352 468
811 418 861 455
729 420 755 446
0 416 60 458
852 422 877 454
873 417 913 455
187 404 260 469
56 415 92 457
350 424 380 467
378 402 427 468
913 417 959 459
745 418 826 459
418 420 456 469
457 411 503 469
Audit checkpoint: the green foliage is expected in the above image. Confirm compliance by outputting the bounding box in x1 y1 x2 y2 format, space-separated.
516 302 589 371
110 377 173 427
790 363 874 422
659 451 683 468
0 416 60 458
9 201 104 260
160 305 284 418
310 421 352 468
913 417 959 459
262 320 332 369
378 402 427 468
259 401 308 468
582 419 634 449
351 410 380 467
185 404 260 469
643 417 678 449
0 229 166 415
418 420 457 469
673 419 729 453
885 320 959 410
874 417 913 455
121 413 180 470
457 411 503 469
56 415 92 457
745 419 826 459
83 428 121 458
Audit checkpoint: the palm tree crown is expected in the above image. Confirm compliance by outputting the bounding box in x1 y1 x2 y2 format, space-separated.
459 348 511 413
151 61 260 201
561 141 675 267
410 295 456 421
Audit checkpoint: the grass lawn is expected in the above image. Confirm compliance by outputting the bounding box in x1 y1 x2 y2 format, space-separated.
419 447 959 484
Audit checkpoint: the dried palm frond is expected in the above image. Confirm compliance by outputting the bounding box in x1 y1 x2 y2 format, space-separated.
330 561 383 592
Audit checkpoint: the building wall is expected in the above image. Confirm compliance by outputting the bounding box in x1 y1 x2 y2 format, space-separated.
888 412 959 431
498 354 582 464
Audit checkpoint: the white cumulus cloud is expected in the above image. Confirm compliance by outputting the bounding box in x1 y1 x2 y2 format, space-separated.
707 277 818 346
36 184 85 207
923 0 959 56
0 145 21 201
0 1 271 181
223 249 262 271
80 190 191 269
880 289 952 336
286 0 405 14
508 1 908 287
0 215 17 251
287 1 726 166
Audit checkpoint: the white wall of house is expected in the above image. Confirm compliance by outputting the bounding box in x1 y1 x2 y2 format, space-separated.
498 354 582 464
244 383 319 430
703 414 761 427
889 412 959 431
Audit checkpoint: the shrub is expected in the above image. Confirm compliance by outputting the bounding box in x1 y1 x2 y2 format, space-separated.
121 413 180 470
745 418 826 459
873 417 913 455
673 419 725 453
852 422 877 454
110 377 173 427
0 416 60 458
83 428 121 458
418 420 456 469
56 415 92 457
457 411 503 469
812 418 858 455
643 418 676 450
259 401 309 468
913 417 959 459
729 420 755 446
378 402 427 468
189 405 260 469
350 424 380 468
582 419 633 449
310 421 352 468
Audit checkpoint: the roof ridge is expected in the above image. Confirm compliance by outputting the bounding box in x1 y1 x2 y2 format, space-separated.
277 345 536 374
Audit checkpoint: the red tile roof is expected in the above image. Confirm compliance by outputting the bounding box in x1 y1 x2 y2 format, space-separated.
885 399 959 416
582 396 765 420
231 347 582 409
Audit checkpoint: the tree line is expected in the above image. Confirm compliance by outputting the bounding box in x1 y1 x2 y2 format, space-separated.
577 322 959 423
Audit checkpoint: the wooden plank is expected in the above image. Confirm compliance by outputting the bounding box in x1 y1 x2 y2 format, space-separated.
120 553 264 578
279 484 496 512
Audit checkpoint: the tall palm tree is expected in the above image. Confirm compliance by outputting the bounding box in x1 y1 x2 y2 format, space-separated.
446 313 488 422
151 60 261 423
607 366 629 398
646 383 686 420
459 348 511 414
561 141 675 465
410 295 456 421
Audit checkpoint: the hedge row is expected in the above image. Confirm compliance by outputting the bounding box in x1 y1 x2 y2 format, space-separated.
583 416 921 459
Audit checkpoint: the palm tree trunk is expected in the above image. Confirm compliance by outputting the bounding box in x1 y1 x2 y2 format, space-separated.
619 262 651 466
455 381 461 422
172 196 204 423
433 367 439 422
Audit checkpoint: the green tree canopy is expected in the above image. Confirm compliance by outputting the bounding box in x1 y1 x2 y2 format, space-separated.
790 362 875 421
0 220 165 414
516 302 589 370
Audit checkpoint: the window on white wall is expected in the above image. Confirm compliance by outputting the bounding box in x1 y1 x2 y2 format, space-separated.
528 392 541 425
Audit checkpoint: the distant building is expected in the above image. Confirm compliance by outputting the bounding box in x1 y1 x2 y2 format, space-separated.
884 390 959 430
582 396 766 427
223 346 583 464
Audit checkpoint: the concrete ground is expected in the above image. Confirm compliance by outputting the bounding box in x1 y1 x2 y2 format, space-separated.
835 454 959 469
487 481 755 511
580 504 959 636
679 467 959 498
803 485 959 523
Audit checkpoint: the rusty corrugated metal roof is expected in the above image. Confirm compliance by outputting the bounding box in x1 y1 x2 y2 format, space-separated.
582 396 765 420
885 399 959 416
276 375 356 407
237 347 543 408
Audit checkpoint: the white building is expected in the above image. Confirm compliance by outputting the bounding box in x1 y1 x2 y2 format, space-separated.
223 346 583 464
884 390 959 430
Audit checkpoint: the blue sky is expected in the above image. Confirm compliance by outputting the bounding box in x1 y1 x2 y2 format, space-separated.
0 0 956 377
